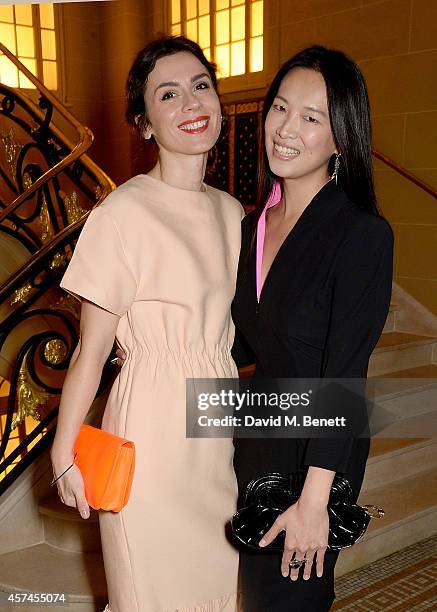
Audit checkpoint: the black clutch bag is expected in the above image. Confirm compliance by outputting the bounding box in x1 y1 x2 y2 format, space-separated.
231 472 384 551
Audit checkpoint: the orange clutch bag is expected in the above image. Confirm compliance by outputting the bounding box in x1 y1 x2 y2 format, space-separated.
73 424 135 512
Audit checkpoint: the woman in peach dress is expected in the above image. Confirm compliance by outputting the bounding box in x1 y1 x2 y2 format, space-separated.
50 37 243 612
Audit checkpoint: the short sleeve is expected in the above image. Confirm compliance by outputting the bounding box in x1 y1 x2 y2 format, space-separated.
60 206 137 316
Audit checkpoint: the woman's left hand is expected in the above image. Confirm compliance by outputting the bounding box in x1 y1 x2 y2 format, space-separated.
110 345 127 367
259 498 329 580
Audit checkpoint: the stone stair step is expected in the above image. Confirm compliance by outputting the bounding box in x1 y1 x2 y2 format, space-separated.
369 332 437 376
368 437 428 458
371 407 437 438
376 332 435 350
364 364 437 488
382 303 399 334
0 542 107 605
363 437 437 492
336 467 437 577
373 363 437 378
369 365 437 423
39 494 99 523
38 494 101 553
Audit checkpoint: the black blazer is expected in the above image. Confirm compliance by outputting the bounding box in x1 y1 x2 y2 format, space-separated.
231 179 394 500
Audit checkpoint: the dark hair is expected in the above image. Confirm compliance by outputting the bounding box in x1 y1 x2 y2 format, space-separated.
256 45 379 223
126 36 218 138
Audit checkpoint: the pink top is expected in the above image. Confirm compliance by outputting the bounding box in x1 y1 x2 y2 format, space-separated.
256 181 282 301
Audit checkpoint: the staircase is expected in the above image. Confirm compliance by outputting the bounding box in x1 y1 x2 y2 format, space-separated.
0 45 113 611
1 301 435 610
0 46 436 609
238 302 437 580
0 501 106 612
336 301 437 576
0 42 115 492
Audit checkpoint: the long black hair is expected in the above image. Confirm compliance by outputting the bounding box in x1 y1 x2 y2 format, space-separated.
256 45 379 225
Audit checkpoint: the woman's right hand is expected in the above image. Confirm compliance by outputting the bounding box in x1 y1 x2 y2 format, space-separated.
51 455 90 520
49 302 120 522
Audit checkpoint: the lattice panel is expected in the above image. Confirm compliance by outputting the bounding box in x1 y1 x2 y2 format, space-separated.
208 127 229 193
233 111 258 207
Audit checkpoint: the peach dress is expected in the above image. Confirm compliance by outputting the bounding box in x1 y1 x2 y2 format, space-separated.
60 174 243 612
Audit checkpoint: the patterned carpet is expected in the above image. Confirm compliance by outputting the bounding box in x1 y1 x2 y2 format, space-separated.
332 535 437 610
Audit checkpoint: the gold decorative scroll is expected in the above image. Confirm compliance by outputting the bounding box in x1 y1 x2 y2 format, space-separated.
39 193 54 242
10 282 33 306
51 293 81 319
12 364 49 429
23 172 33 190
60 190 86 224
49 251 67 270
1 126 22 178
43 339 67 365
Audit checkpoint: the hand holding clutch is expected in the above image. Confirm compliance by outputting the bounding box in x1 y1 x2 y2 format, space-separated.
231 472 383 553
50 452 90 520
52 424 135 513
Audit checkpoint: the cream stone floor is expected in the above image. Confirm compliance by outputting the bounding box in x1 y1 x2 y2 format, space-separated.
333 534 437 610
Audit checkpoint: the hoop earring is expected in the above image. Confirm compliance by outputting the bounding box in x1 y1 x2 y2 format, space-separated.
332 153 341 185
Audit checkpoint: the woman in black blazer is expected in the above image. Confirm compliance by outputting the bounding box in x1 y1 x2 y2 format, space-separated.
232 46 393 611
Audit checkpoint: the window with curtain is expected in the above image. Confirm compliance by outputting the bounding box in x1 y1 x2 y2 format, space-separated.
0 3 58 90
169 0 263 79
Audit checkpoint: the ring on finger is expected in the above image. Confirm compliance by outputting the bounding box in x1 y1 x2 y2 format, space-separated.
289 558 307 569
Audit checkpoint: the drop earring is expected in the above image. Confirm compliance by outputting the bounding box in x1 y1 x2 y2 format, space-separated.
332 153 341 185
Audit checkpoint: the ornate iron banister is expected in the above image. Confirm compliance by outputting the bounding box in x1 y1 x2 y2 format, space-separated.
0 211 88 302
0 44 115 493
0 43 96 222
0 42 89 143
0 106 93 223
0 192 116 491
1 43 115 236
